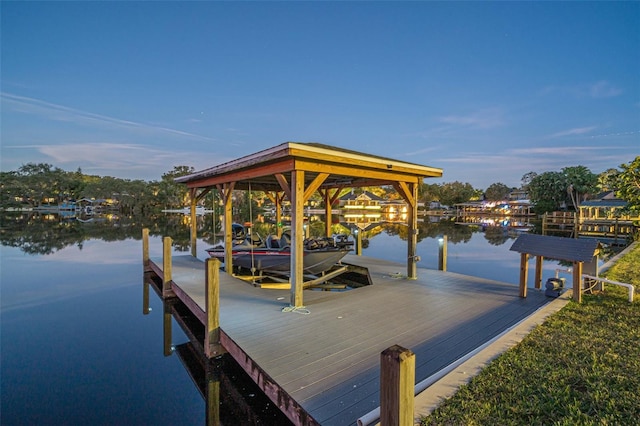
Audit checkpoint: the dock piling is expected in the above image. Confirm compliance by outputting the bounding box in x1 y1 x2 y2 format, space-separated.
380 345 415 426
205 258 223 358
142 228 150 271
163 236 175 298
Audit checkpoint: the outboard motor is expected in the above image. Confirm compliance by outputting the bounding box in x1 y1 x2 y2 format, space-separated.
545 278 565 298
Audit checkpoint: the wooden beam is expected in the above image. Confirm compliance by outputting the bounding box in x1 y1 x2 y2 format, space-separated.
288 144 442 176
195 187 211 203
185 158 296 189
380 345 415 426
535 256 544 289
275 173 292 200
393 181 416 208
573 261 583 303
519 253 529 298
295 159 421 184
290 170 305 308
303 172 329 202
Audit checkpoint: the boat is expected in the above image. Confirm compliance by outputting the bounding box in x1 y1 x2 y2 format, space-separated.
206 226 354 276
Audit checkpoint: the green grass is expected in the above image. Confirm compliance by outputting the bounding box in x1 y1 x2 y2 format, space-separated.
420 243 640 425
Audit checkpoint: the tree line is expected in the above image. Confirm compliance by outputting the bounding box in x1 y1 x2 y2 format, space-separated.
1 156 638 215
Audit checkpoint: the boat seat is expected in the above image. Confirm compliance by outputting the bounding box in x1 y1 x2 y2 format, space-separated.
266 235 279 249
249 233 263 246
280 233 291 248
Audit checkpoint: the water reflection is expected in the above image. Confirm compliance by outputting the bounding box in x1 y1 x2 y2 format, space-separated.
2 210 532 256
143 274 293 425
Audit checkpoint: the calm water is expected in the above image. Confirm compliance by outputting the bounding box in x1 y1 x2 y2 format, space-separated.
1 213 579 424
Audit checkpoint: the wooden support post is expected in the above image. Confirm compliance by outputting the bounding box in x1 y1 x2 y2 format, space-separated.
407 183 418 280
355 229 362 256
438 235 448 271
276 192 283 238
534 255 544 289
519 253 529 298
222 183 234 274
205 258 223 358
380 345 415 426
290 170 305 308
163 302 173 357
142 228 150 271
324 190 332 237
162 236 175 298
190 188 197 258
573 261 582 303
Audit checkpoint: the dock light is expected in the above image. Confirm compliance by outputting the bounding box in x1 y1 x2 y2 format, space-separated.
438 235 448 271
352 228 362 256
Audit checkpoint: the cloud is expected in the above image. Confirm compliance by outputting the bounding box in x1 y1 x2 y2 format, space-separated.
1 92 215 141
510 146 603 156
437 108 505 129
540 80 622 99
547 126 598 138
3 142 228 178
588 80 622 98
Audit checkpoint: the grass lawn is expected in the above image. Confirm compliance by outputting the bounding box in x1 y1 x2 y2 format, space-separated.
420 243 640 425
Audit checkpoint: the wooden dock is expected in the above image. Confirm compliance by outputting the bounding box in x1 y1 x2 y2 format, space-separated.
146 252 551 425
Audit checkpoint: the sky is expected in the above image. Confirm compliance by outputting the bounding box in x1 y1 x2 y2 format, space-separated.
1 1 638 190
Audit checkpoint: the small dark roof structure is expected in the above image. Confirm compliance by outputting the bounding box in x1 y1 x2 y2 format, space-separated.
580 199 628 208
510 233 600 263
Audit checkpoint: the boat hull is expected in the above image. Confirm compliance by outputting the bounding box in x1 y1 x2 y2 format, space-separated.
207 247 350 275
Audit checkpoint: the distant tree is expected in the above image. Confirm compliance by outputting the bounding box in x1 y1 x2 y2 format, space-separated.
521 172 538 192
563 165 599 208
528 166 599 214
484 182 512 201
438 181 477 206
598 168 620 192
0 171 21 207
419 183 441 206
158 165 195 209
15 163 63 206
528 171 568 214
616 156 640 212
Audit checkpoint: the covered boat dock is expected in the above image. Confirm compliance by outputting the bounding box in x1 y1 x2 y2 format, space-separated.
175 142 443 309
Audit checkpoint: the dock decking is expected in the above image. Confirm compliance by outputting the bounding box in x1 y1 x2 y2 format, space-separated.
147 253 551 425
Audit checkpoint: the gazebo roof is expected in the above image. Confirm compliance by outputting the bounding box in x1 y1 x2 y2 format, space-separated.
510 234 601 263
175 142 442 192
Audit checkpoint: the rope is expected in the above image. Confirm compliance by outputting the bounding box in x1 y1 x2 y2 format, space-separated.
248 182 256 277
282 305 311 315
